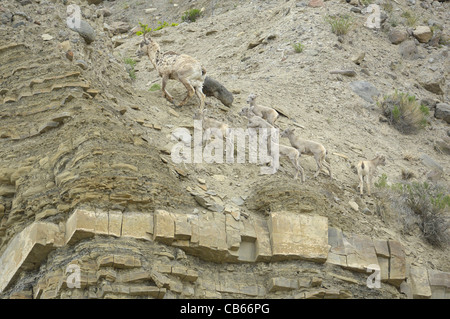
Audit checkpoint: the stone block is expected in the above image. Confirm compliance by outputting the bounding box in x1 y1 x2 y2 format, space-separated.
410 266 432 299
108 210 122 237
241 217 257 242
373 239 390 258
268 212 329 262
94 209 109 236
326 252 347 268
343 233 379 273
65 209 96 244
238 240 256 262
253 216 272 262
196 211 228 258
113 255 140 269
225 213 241 251
377 256 390 282
153 209 175 244
0 222 62 293
174 213 191 240
122 212 152 240
388 240 406 287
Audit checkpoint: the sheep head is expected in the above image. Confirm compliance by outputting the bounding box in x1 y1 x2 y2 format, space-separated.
246 93 257 104
136 33 159 59
280 127 294 138
374 154 386 166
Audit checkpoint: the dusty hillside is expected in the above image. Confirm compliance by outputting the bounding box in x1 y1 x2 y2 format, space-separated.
0 0 449 300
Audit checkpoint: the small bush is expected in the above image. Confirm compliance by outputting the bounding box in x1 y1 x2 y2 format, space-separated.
382 1 393 13
292 42 304 53
401 10 418 27
381 181 450 247
149 83 161 92
182 9 202 22
375 173 388 189
325 15 353 36
124 58 137 80
378 90 429 134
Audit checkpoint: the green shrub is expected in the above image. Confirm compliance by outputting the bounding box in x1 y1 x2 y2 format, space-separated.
401 10 418 27
381 181 449 247
136 21 178 37
124 57 137 80
182 9 202 22
325 15 353 36
378 90 428 134
149 83 161 92
382 1 393 13
292 42 304 53
375 173 388 189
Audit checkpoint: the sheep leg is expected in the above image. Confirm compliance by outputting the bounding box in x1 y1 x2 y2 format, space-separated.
161 75 174 103
313 155 322 178
367 174 372 196
322 159 332 178
178 79 195 107
195 86 206 109
296 159 305 183
359 174 364 195
288 156 299 180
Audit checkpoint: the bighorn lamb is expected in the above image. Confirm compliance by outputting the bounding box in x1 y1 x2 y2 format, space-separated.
247 93 279 126
356 154 386 196
193 109 230 147
277 143 305 182
239 107 274 130
280 128 332 178
137 34 206 108
239 109 304 181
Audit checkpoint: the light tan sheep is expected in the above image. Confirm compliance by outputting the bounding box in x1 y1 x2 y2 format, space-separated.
357 154 386 196
277 143 305 182
239 107 274 129
247 93 279 126
137 34 206 108
280 127 332 178
193 109 230 147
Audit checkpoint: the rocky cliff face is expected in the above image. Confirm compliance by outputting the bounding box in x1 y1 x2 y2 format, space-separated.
0 0 449 299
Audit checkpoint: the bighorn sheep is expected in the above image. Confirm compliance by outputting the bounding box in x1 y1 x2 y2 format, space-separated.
136 34 206 108
239 107 274 129
246 93 279 126
239 108 304 181
277 144 305 182
280 128 332 178
193 109 230 147
357 154 386 196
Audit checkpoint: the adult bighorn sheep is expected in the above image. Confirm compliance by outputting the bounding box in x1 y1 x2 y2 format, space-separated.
357 154 386 196
136 33 206 108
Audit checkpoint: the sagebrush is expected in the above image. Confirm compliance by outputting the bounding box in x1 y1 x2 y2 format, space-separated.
377 178 450 247
325 15 353 36
378 90 429 134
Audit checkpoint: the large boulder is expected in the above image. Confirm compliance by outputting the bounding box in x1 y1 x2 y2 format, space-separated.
399 40 418 60
435 103 450 123
413 26 433 43
202 76 234 107
389 28 408 45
